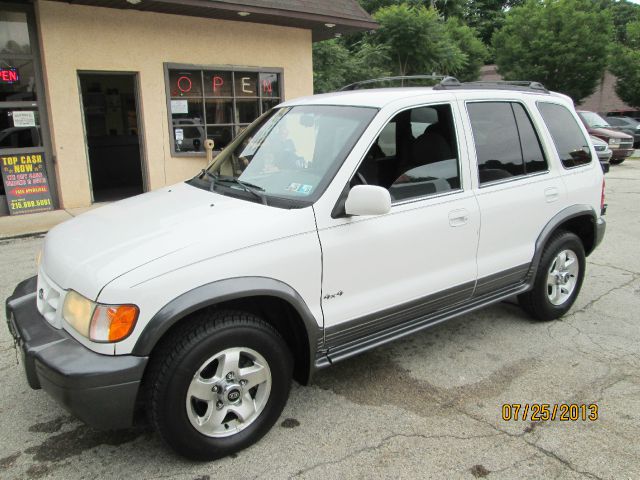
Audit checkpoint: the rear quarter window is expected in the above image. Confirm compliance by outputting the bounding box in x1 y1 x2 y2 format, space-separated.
537 102 592 168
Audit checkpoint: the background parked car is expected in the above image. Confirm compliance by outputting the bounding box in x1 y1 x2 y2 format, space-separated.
590 135 611 173
604 116 640 147
606 109 640 121
578 110 634 165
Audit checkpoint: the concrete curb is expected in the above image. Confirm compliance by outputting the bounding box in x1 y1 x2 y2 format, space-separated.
0 204 107 240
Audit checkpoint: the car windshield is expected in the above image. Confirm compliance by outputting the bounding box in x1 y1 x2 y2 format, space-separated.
620 117 640 128
580 111 610 128
197 105 377 206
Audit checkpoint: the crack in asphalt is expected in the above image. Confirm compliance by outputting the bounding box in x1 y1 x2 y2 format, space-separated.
568 272 639 317
309 266 639 480
527 442 604 480
287 431 504 479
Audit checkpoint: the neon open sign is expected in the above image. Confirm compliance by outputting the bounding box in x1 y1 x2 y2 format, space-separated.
0 68 19 84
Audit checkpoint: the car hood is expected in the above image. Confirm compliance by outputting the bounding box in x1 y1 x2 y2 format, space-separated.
41 182 314 300
590 127 633 140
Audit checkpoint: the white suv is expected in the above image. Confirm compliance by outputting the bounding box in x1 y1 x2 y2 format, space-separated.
6 79 606 460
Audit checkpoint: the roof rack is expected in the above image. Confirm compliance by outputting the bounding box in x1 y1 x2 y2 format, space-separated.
339 75 460 91
433 80 549 93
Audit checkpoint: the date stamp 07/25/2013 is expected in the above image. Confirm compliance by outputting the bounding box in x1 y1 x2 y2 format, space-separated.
501 403 599 422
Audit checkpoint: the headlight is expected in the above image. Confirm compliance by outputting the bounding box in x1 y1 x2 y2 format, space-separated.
608 138 621 146
62 290 139 342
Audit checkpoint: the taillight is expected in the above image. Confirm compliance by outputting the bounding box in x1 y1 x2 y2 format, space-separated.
600 178 606 215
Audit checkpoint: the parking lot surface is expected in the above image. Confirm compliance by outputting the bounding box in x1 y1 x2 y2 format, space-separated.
2 162 640 480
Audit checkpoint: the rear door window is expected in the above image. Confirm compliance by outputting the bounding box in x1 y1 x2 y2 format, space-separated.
467 102 548 185
512 103 547 174
538 102 592 168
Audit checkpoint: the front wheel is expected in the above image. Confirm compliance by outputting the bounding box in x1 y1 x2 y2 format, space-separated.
518 231 585 321
147 310 293 460
609 158 625 165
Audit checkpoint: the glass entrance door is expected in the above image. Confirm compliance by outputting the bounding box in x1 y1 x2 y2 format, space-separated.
0 3 55 216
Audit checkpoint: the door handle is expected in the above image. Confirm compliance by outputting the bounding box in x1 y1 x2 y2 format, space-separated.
448 209 469 227
545 187 560 203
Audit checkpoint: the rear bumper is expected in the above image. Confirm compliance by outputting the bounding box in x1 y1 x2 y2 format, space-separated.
594 217 606 250
5 276 148 429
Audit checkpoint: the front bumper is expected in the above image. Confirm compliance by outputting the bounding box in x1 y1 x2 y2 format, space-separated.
5 276 148 430
611 147 634 159
595 150 612 162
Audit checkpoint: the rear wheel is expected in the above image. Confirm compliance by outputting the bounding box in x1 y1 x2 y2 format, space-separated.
518 231 585 321
147 310 292 460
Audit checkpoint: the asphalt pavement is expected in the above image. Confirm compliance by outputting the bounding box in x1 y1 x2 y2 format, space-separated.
1 161 639 479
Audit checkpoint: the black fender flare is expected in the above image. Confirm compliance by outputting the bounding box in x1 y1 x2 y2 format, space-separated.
131 277 323 369
526 204 598 285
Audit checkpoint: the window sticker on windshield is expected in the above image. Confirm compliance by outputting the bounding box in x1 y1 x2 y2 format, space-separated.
285 183 313 194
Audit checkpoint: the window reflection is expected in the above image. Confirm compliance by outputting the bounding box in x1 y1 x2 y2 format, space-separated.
0 108 41 149
0 12 31 54
167 67 281 155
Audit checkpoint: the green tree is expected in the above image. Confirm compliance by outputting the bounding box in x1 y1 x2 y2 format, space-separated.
445 17 489 81
611 20 640 107
493 0 613 103
595 0 640 45
359 0 465 17
464 0 526 45
371 4 465 76
312 39 389 93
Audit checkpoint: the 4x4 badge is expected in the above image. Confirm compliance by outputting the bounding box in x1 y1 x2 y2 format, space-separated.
323 291 343 300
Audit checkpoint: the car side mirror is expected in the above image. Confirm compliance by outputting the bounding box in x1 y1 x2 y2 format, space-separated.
345 185 391 216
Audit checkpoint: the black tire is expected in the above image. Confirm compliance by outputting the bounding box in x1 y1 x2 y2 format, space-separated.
610 158 625 165
518 231 585 321
146 310 293 460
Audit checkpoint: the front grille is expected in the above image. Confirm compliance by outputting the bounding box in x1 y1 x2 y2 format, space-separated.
36 268 66 328
620 140 633 149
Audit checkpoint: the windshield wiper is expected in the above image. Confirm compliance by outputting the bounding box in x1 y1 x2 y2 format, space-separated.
216 176 268 205
198 169 218 192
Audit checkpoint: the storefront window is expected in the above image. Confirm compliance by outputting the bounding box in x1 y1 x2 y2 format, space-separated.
0 59 36 102
0 108 41 148
0 5 54 215
165 64 282 155
0 11 31 54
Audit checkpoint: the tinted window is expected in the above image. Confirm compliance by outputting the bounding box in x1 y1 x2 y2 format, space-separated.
354 104 460 202
468 102 523 183
512 103 547 174
469 102 548 184
538 103 592 168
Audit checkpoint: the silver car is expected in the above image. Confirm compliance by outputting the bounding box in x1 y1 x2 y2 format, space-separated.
590 135 611 172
